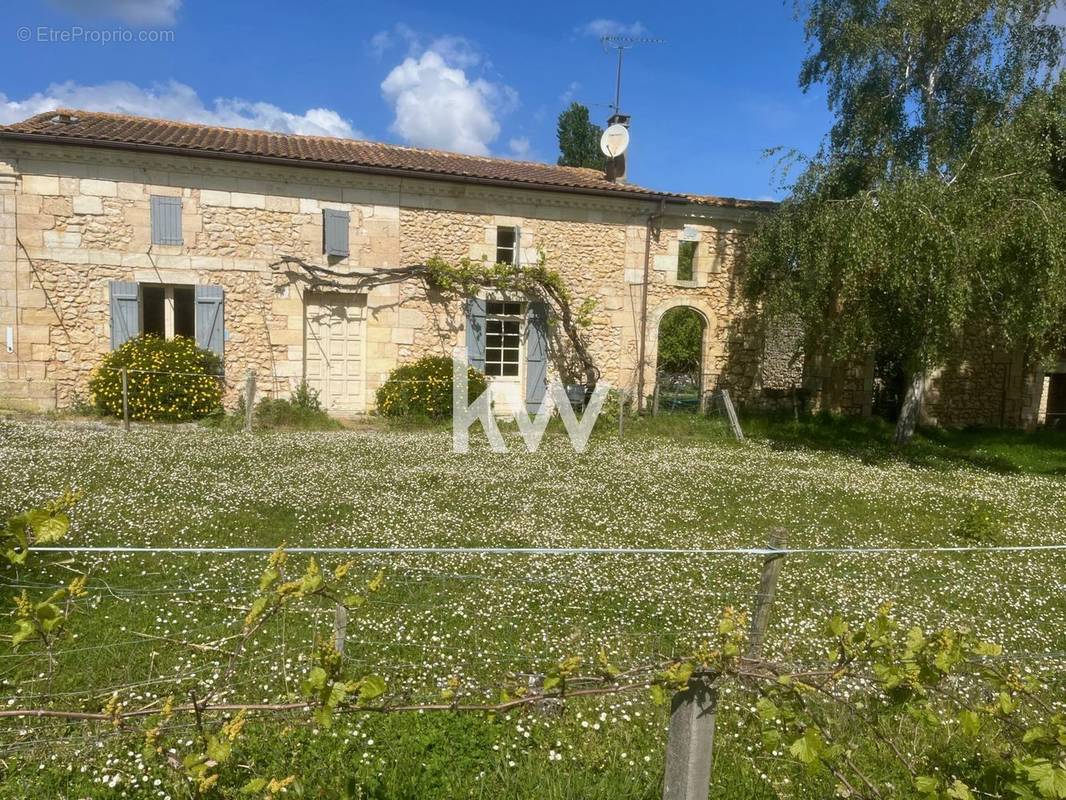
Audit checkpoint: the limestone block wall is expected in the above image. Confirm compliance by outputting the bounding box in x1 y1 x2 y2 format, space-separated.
0 141 770 415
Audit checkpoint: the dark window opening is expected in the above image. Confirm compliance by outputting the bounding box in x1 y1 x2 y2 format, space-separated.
496 226 517 265
141 284 195 340
174 286 195 338
142 285 165 338
678 240 697 282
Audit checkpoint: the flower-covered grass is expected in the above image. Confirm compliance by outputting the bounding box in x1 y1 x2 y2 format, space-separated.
0 418 1062 798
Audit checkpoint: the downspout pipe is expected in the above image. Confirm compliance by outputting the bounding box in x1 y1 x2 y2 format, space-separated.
635 198 665 412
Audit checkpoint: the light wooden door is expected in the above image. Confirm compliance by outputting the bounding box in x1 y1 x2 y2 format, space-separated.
304 293 366 412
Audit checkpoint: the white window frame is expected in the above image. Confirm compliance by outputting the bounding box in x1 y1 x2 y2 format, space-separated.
495 226 519 266
483 299 525 381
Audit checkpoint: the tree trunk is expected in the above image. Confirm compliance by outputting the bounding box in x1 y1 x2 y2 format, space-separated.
894 369 928 445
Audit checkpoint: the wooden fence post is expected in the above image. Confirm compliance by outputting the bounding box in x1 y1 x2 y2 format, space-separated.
333 603 348 657
244 370 255 433
662 673 718 800
652 381 661 417
121 368 130 432
746 527 788 661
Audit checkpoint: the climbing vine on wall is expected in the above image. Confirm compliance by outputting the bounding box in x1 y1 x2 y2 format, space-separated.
270 254 602 387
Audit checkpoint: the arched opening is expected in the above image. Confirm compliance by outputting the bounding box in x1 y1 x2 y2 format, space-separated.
655 306 707 412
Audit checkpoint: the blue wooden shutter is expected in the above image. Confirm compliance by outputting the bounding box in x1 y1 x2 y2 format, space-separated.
195 285 224 358
150 196 183 245
525 301 549 413
465 297 486 371
323 209 350 257
109 281 140 350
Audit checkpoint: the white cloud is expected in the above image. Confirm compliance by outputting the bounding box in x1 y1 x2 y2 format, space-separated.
508 137 531 159
575 19 647 38
367 23 418 60
0 80 362 139
560 81 580 105
369 24 481 68
47 0 181 26
380 45 516 155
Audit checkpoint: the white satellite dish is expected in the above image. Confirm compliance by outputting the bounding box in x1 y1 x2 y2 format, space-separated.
600 124 630 158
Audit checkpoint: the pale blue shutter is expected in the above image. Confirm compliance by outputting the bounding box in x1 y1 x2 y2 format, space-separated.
525 301 549 413
323 209 349 257
195 285 224 358
512 225 522 266
150 196 183 245
465 297 486 371
109 281 140 350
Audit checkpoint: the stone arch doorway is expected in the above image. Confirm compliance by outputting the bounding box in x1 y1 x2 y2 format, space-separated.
654 305 709 412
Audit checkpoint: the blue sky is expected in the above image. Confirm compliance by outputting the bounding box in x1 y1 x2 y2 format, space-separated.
3 1 846 199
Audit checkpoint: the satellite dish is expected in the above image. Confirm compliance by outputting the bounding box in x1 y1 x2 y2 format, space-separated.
600 124 630 158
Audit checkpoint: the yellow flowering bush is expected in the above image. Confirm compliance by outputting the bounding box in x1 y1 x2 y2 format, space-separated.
376 355 488 419
89 335 224 421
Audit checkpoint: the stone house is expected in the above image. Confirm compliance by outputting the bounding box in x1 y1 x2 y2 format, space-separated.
2 110 1056 426
0 110 786 415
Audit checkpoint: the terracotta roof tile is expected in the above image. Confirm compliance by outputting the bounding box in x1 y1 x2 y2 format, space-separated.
0 110 685 200
0 111 772 210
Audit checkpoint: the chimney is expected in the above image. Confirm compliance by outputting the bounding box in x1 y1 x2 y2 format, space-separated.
605 113 630 183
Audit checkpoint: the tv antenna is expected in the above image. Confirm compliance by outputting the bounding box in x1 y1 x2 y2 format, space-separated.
600 35 664 117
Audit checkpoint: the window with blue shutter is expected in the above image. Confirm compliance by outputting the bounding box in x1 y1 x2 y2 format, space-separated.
323 209 350 257
150 196 183 245
465 297 487 371
109 281 140 350
525 302 549 414
194 285 225 359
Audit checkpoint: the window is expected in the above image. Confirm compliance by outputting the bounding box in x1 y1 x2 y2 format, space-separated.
677 240 697 282
484 300 523 377
150 195 183 245
323 209 350 257
496 226 519 265
141 285 195 340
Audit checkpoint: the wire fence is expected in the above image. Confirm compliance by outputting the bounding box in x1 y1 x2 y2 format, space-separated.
1 535 1064 794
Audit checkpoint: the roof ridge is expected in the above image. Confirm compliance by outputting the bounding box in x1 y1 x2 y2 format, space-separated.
0 110 770 207
13 109 609 178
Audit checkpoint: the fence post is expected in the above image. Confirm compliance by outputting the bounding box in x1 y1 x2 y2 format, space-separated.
746 527 788 661
120 368 130 432
699 389 708 416
720 389 744 441
662 672 717 800
333 603 348 658
244 370 255 433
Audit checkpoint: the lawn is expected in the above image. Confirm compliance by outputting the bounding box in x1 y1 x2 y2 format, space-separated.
0 415 1064 798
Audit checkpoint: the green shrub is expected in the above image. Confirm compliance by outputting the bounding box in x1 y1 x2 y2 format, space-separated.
376 356 488 419
254 383 340 430
89 335 223 421
290 380 322 412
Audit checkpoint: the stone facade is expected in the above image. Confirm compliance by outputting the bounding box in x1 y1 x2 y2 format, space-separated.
0 139 1054 428
0 141 774 414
